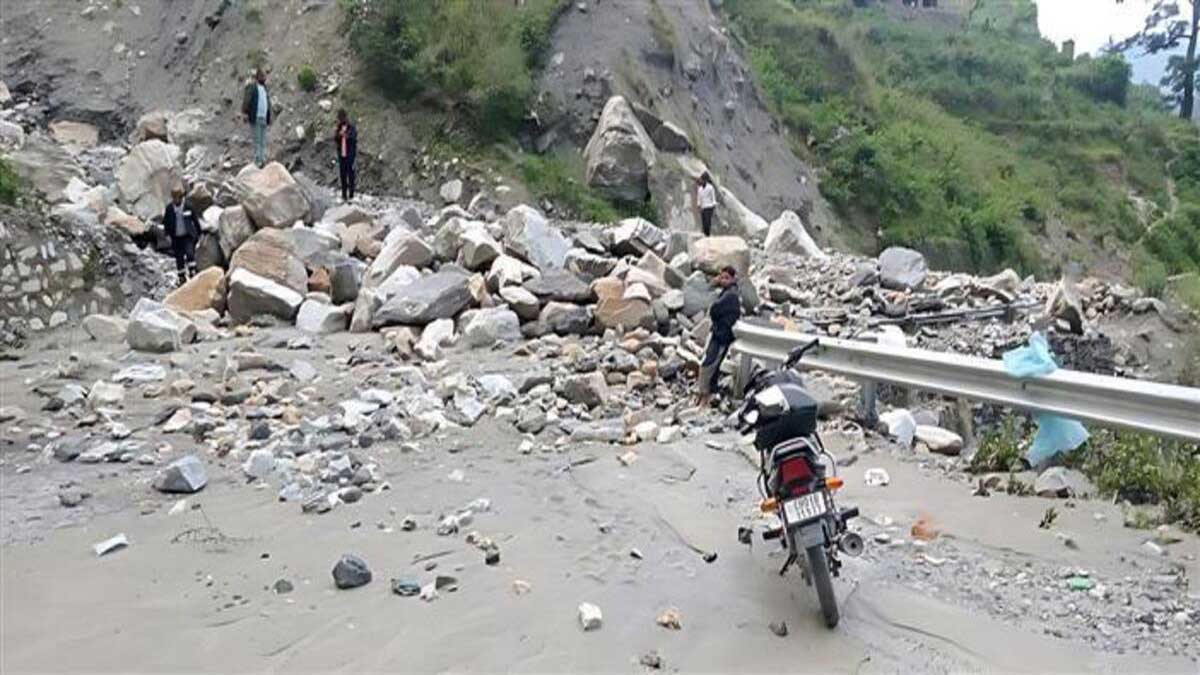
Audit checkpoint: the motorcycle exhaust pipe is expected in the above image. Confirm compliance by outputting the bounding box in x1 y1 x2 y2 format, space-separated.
838 532 864 557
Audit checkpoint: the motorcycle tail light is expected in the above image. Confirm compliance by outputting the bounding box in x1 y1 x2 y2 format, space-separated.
777 457 814 497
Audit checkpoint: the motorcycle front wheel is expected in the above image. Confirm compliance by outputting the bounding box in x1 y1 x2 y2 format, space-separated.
805 544 839 628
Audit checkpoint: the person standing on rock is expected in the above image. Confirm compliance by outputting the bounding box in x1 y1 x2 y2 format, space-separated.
241 67 272 167
696 265 741 408
696 172 718 237
162 185 201 287
334 109 358 203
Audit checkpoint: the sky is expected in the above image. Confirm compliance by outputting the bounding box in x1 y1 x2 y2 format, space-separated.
1034 0 1172 84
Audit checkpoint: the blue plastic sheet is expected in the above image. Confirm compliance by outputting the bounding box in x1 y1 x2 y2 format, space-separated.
1002 332 1058 378
1001 333 1090 465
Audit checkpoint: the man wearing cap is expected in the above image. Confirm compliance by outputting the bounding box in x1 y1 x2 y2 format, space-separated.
162 186 201 286
696 265 742 408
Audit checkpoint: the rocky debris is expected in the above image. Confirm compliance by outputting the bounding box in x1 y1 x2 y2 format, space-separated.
115 140 182 220
458 228 503 271
559 372 609 408
364 231 435 288
375 269 473 327
127 299 197 353
914 425 964 456
1034 467 1096 499
227 268 305 323
229 229 308 295
83 314 129 343
1046 275 1086 335
692 236 750 277
764 211 826 259
462 308 521 347
49 120 100 150
439 178 463 204
578 602 603 631
584 96 657 201
878 247 928 291
153 455 208 493
503 205 571 271
296 300 350 334
608 217 666 257
234 162 310 229
164 267 227 314
499 286 541 321
332 554 372 589
7 136 86 203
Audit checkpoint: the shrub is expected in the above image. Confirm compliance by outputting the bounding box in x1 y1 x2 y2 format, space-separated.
969 415 1026 473
1132 247 1168 297
0 157 19 206
1075 430 1200 530
297 65 318 92
1062 54 1131 107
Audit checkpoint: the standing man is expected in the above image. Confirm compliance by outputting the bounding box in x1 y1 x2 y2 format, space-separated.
334 109 358 202
242 68 272 167
162 185 201 287
696 265 741 408
696 171 718 237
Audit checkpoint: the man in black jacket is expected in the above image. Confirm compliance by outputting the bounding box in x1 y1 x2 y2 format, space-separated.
162 186 201 286
241 68 272 167
697 265 742 407
334 109 358 202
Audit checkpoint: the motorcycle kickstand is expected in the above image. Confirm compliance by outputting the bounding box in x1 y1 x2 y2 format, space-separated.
778 552 797 577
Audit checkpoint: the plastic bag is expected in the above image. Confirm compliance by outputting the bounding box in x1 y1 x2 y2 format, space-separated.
1002 333 1090 465
1028 413 1090 466
1002 332 1057 378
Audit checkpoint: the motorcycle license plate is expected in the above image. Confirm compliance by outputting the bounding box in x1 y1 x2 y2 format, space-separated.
783 493 827 524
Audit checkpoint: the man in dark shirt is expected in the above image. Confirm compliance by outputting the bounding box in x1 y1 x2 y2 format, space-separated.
334 109 358 202
162 186 201 286
697 265 742 407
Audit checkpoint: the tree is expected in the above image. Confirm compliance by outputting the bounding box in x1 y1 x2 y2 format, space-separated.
1116 0 1200 119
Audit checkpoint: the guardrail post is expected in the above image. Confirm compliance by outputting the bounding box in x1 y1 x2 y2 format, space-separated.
734 352 751 398
858 380 878 428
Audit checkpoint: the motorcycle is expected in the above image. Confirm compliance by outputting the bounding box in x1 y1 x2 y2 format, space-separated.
735 340 863 628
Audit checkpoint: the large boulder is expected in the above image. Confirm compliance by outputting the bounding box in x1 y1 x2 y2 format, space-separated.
373 269 473 327
458 227 502 271
234 162 310 229
327 257 366 304
682 271 718 316
498 286 541 321
164 267 227 314
132 110 170 143
127 298 197 353
227 268 305 323
115 140 182 220
559 372 610 408
608 217 665 257
486 254 541 291
503 205 570 271
462 308 521 347
523 269 594 303
584 96 657 201
153 455 208 494
717 186 770 241
595 293 654 331
194 233 225 272
83 315 129 343
296 300 351 334
565 249 618 281
364 230 434 288
216 206 255 259
104 206 149 238
539 302 592 336
7 136 86 203
878 247 928 291
433 217 482 261
49 120 100 150
692 236 750 277
229 229 307 294
350 288 382 333
279 227 341 269
764 211 826 259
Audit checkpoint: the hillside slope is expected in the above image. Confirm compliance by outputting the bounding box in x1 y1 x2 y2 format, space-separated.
723 0 1200 286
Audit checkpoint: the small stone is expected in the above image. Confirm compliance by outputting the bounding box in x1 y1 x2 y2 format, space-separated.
332 554 372 589
768 620 789 637
578 602 603 631
655 607 683 630
391 578 421 596
273 579 294 594
639 651 663 670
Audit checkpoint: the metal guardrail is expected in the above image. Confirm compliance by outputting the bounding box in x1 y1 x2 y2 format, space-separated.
731 321 1200 444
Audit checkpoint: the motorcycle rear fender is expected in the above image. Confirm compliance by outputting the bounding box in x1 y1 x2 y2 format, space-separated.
794 521 825 549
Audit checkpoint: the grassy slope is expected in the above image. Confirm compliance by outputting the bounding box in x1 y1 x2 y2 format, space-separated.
724 0 1200 284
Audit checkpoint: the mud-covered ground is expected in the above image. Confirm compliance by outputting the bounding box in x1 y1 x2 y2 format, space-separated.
2 326 1197 673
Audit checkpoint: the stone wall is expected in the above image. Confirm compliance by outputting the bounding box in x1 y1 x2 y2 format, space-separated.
0 204 164 348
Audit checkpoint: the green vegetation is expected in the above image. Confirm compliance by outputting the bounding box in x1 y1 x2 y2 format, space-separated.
0 157 20 206
723 0 1200 278
297 65 319 93
519 153 657 223
1073 431 1200 532
969 412 1200 532
969 414 1026 473
340 0 564 141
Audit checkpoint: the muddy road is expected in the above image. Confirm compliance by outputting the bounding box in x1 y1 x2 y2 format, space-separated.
1 328 1197 673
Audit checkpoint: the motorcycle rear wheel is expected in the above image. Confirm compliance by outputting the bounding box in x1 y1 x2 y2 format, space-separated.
805 544 839 628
